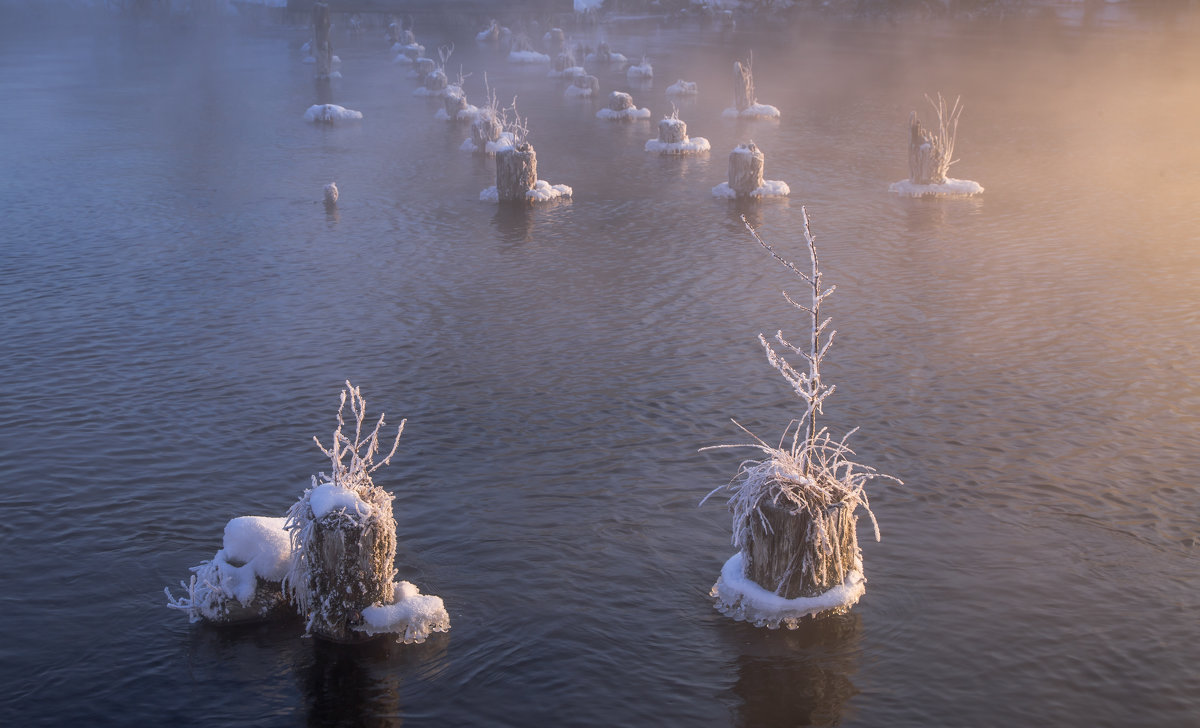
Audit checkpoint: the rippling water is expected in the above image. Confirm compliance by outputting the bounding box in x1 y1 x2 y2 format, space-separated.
1 10 1198 727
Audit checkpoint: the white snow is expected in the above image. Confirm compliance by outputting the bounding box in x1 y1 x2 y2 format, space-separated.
412 85 451 97
889 177 984 197
712 179 791 198
508 50 550 64
548 65 585 79
666 80 698 96
357 581 451 644
304 104 362 123
627 61 653 80
460 131 517 155
597 106 652 121
436 104 479 122
303 54 341 65
564 85 595 99
586 51 628 65
722 103 781 120
309 483 370 519
480 180 573 203
574 0 604 10
711 551 866 629
646 136 711 154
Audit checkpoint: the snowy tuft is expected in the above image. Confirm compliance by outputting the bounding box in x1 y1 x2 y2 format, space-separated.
712 179 790 198
711 552 865 628
508 50 550 64
722 103 781 120
597 106 652 121
889 178 984 197
666 80 698 96
479 186 498 202
461 132 516 155
564 85 595 99
356 581 451 644
646 136 710 155
627 61 653 80
304 104 363 124
436 105 480 122
309 483 370 520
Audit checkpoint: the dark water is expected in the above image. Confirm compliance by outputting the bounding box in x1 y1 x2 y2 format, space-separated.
2 10 1198 727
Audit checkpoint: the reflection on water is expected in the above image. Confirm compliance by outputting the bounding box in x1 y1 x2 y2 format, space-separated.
726 614 861 728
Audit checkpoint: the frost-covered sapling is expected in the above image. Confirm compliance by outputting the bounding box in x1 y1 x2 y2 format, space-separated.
704 211 899 628
284 382 449 643
890 94 983 198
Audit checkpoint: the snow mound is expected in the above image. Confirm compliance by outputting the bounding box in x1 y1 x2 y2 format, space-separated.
712 179 790 198
509 50 550 64
303 54 341 65
666 80 698 96
646 136 710 154
597 106 652 121
722 103 781 120
412 85 451 97
436 104 480 122
479 180 573 203
711 552 865 628
586 52 627 65
889 178 984 197
549 65 585 79
357 581 451 644
309 483 370 519
564 85 595 98
304 104 363 123
627 62 653 80
461 132 517 155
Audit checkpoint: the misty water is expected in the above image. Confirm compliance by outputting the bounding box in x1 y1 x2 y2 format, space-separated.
2 9 1198 727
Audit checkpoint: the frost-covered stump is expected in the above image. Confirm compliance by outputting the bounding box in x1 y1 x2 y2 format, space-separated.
165 516 294 625
745 501 858 599
712 143 790 198
645 115 710 155
312 3 333 79
734 60 754 113
566 73 599 98
464 110 509 154
890 95 983 198
596 91 651 121
421 69 448 95
413 57 435 79
441 92 469 121
495 143 537 201
544 27 566 56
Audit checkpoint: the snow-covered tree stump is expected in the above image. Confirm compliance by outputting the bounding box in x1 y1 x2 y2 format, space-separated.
646 114 710 154
746 501 859 599
423 68 448 94
312 2 333 80
608 91 633 112
471 111 504 150
495 143 538 202
544 27 566 56
415 57 435 78
553 52 575 75
659 117 686 144
729 142 765 195
908 111 947 185
734 60 755 113
567 73 599 98
597 91 651 120
443 92 469 119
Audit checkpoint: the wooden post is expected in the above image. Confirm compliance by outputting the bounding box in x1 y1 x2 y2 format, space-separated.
658 117 687 144
495 143 538 202
553 52 575 74
305 501 397 642
545 27 566 56
745 501 858 599
312 2 333 80
734 60 755 113
415 57 435 77
607 91 634 112
572 73 599 96
424 68 448 94
728 143 765 197
595 42 612 64
471 111 503 149
443 92 468 119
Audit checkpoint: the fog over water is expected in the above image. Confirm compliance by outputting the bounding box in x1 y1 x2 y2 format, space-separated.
1 6 1198 726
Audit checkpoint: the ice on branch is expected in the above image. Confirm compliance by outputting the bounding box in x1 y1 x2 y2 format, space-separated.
702 211 899 627
890 93 983 197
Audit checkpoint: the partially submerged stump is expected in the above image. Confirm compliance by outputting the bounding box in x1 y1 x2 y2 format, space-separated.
495 143 538 202
646 114 711 155
471 111 504 149
553 52 575 75
729 142 765 196
544 27 566 56
658 117 686 144
414 57 435 78
890 95 982 197
733 60 755 113
424 68 448 94
567 73 600 98
908 111 948 185
608 91 634 112
745 500 858 599
443 92 469 119
312 2 333 79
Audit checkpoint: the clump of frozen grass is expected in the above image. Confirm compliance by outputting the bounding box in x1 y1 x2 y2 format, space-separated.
891 93 983 197
704 210 899 622
283 381 404 640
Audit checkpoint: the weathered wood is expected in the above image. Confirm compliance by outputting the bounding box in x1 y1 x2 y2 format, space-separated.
312 2 333 79
306 509 397 642
734 60 755 112
908 111 948 184
424 68 448 93
443 91 468 118
658 117 687 144
415 57 435 77
607 91 634 112
572 73 599 96
544 27 566 56
471 110 503 148
728 142 765 197
745 500 858 599
553 51 575 74
495 143 538 202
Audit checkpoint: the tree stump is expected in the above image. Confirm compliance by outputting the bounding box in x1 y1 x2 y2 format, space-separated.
734 60 755 113
471 111 503 149
658 117 687 144
544 27 566 56
403 45 421 63
744 500 858 599
305 506 397 642
312 2 333 79
728 143 765 197
908 111 947 184
443 92 468 119
573 73 600 96
424 68 448 93
415 57 435 77
495 143 538 202
595 42 613 64
608 91 634 112
553 52 575 74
